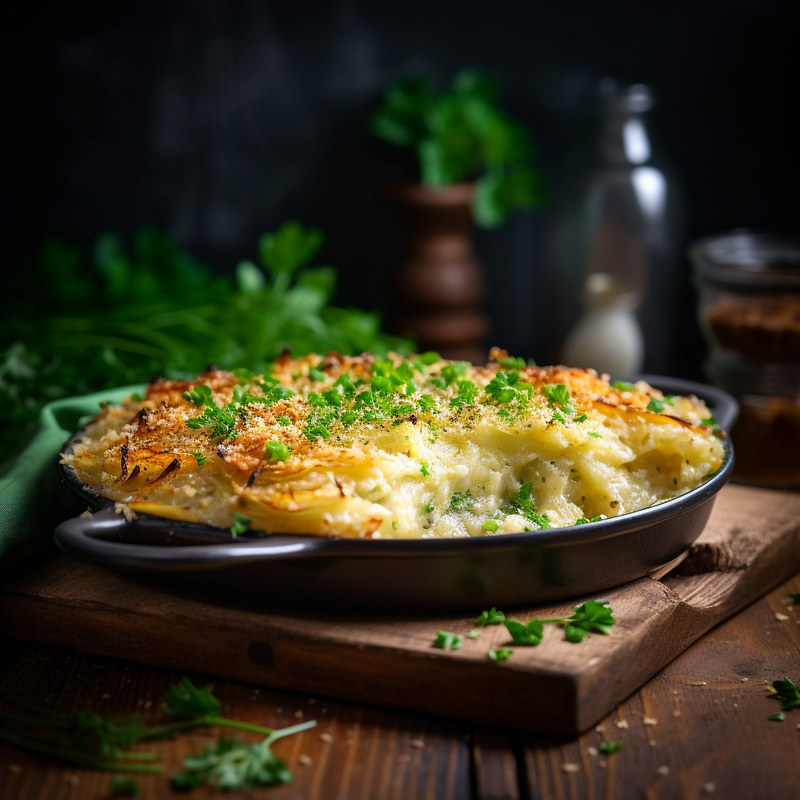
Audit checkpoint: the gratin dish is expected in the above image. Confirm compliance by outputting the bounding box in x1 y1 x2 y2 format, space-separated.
54 376 737 611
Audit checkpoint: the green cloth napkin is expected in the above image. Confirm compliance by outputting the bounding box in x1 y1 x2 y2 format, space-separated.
0 385 145 565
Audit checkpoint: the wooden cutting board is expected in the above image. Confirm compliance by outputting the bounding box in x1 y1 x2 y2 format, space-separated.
2 483 800 736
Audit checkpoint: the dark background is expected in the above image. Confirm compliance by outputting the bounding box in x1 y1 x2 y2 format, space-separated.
3 0 797 377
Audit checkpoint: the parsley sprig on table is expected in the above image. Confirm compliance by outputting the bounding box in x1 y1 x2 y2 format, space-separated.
767 675 800 720
504 600 616 645
0 677 315 783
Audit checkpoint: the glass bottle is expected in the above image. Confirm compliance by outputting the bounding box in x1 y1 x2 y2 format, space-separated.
543 79 680 375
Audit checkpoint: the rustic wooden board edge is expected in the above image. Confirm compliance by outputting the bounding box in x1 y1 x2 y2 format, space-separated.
4 484 800 737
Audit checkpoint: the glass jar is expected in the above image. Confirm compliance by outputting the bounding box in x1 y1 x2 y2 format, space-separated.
690 230 800 486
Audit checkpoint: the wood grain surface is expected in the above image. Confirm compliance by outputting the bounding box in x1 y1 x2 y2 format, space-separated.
1 569 799 800
2 484 800 739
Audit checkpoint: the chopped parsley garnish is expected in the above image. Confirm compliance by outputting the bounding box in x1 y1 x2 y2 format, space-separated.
573 413 588 423
420 460 432 477
507 482 550 530
504 618 544 645
647 397 665 414
186 403 239 439
191 451 207 466
612 380 635 392
448 491 474 512
449 379 478 408
503 600 615 646
423 503 435 514
541 383 571 407
575 515 603 525
701 416 717 427
230 512 252 537
308 367 326 382
433 630 463 650
276 415 292 426
418 394 437 413
129 392 143 403
771 676 800 712
498 356 527 370
789 593 800 603
468 629 482 639
587 431 602 438
488 649 514 661
474 607 505 626
769 712 786 721
416 351 441 366
481 519 499 532
183 384 213 407
265 441 291 462
598 741 624 754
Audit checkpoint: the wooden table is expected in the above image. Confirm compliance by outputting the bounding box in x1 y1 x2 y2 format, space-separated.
1 567 799 800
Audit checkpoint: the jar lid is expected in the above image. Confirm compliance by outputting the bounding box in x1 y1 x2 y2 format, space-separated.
690 230 800 290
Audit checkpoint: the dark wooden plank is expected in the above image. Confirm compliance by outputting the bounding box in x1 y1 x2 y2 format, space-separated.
0 641 471 800
521 570 800 800
2 484 800 736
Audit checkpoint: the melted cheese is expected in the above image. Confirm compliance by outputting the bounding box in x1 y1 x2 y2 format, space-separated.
64 348 726 539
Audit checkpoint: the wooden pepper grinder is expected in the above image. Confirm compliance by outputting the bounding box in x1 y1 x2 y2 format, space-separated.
386 183 489 363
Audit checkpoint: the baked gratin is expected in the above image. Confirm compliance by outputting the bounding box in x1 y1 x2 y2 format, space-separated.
63 347 726 539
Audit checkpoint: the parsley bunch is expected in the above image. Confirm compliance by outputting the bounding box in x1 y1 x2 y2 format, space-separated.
0 222 412 460
371 69 544 228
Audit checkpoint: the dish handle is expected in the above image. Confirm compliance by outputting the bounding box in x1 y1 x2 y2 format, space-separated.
54 509 326 572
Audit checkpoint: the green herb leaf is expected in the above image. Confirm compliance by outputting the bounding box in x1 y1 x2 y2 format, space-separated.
481 519 499 533
230 513 252 538
789 593 800 603
183 385 213 407
498 356 526 370
768 712 786 721
488 649 514 661
542 383 571 407
504 618 543 646
191 451 207 466
475 607 505 626
772 676 800 711
647 397 665 414
507 482 550 530
265 441 291 462
172 737 293 790
420 460 432 477
468 629 482 639
563 600 615 637
448 491 474 512
433 630 463 650
162 677 222 718
575 515 603 525
308 367 327 382
612 380 635 392
598 741 624 754
416 351 441 366
258 220 323 277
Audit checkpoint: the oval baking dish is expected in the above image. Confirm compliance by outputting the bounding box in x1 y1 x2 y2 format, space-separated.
54 376 737 611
